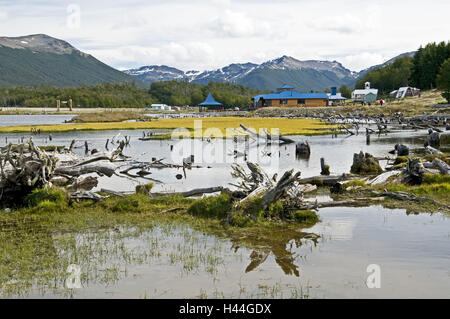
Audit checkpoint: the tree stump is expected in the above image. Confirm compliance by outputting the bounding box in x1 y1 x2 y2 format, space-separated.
402 157 425 184
394 144 409 156
350 151 382 175
320 158 330 176
425 130 440 147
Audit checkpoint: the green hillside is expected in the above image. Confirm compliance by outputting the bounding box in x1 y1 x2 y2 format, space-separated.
238 68 356 92
0 46 142 88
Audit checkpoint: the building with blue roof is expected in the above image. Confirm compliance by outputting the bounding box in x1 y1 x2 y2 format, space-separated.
198 93 223 111
252 84 329 107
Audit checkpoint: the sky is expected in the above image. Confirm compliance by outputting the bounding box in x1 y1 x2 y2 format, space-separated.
0 0 449 72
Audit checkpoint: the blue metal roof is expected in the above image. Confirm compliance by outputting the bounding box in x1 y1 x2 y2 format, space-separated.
253 90 329 101
198 93 222 106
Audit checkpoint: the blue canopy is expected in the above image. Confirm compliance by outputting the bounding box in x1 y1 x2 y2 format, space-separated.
199 93 222 106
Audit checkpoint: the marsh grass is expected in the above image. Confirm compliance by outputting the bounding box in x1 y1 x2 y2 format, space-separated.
0 190 320 298
0 117 336 136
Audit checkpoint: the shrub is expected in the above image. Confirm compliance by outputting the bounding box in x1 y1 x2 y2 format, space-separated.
187 193 232 219
135 183 154 195
290 210 319 224
25 187 67 208
393 156 408 165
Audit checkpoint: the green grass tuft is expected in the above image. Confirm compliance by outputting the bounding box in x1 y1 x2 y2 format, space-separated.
25 187 67 208
187 193 232 219
290 210 320 224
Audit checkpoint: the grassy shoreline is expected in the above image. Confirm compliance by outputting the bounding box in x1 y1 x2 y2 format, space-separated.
0 117 336 136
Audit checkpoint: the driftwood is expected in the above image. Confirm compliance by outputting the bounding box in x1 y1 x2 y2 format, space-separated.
372 191 450 210
0 139 126 204
151 186 225 198
297 197 385 210
230 162 302 210
422 158 450 175
71 191 108 201
239 124 294 144
402 157 425 184
425 146 442 155
0 139 59 202
298 174 349 185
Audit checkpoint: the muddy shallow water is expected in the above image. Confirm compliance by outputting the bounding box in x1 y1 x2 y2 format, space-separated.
13 206 449 299
0 116 449 298
0 123 448 193
0 114 75 127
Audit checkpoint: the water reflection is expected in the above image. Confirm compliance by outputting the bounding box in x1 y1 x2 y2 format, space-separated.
308 217 357 241
230 228 320 277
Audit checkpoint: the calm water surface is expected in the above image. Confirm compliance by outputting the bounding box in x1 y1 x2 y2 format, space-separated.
19 206 450 298
1 116 448 298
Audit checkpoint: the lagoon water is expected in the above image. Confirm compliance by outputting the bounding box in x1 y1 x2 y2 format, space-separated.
20 206 450 298
1 121 448 193
1 115 449 298
0 114 74 127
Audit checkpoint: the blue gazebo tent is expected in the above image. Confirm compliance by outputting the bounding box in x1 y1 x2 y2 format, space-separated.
198 93 222 111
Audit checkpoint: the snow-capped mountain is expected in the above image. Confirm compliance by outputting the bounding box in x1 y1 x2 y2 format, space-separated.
123 54 406 91
124 65 186 83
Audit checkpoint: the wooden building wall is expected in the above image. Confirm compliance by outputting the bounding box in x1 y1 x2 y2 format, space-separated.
269 99 327 107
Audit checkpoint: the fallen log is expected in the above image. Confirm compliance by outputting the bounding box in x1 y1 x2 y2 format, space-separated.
239 124 295 144
372 190 450 210
54 162 116 177
424 158 450 175
151 186 225 198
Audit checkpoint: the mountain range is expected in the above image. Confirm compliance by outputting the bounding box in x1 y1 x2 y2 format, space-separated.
0 34 141 88
125 53 415 92
0 34 414 91
125 56 362 92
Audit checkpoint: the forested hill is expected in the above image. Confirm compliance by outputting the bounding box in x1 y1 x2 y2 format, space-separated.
0 81 264 109
355 41 450 96
0 34 142 88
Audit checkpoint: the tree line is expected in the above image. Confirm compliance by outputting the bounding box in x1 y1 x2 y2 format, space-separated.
355 41 450 101
0 81 264 109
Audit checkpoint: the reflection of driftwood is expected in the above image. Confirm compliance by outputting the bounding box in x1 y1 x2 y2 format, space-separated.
234 229 321 276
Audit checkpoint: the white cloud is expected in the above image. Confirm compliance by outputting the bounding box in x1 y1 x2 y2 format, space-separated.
339 53 385 72
0 10 8 21
210 9 271 38
308 5 381 34
87 41 215 70
0 0 449 72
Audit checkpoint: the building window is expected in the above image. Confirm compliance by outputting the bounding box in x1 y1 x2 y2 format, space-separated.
298 99 305 105
280 99 288 105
